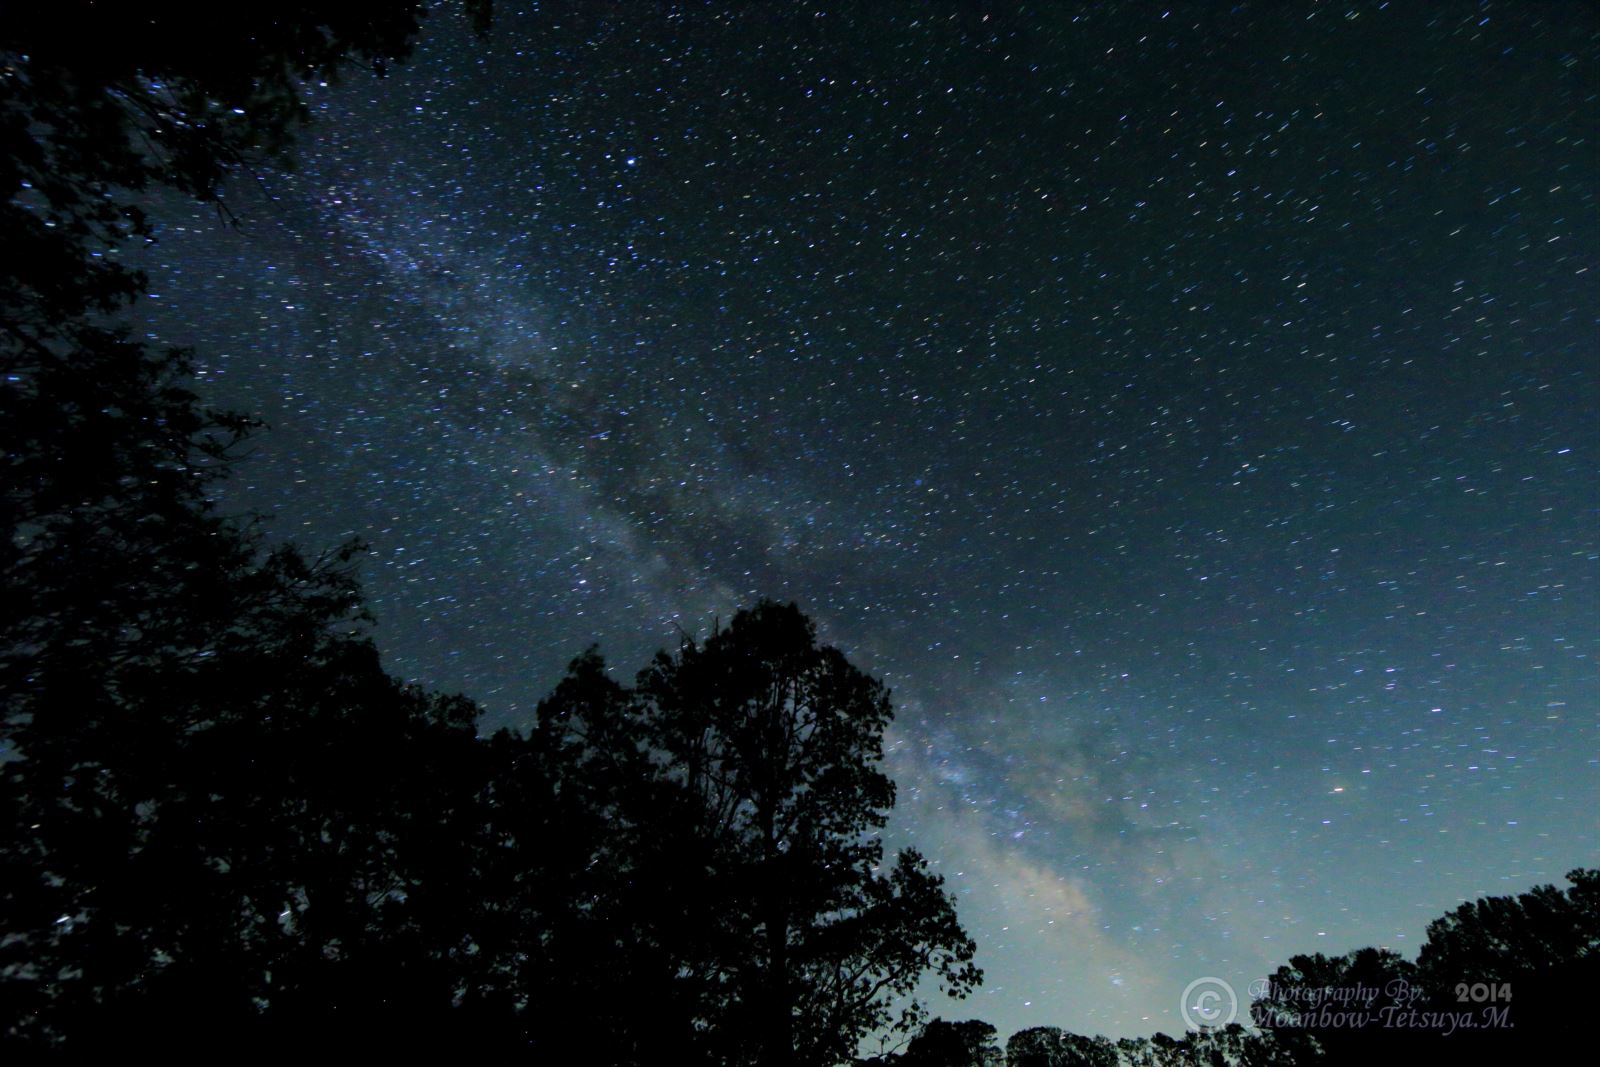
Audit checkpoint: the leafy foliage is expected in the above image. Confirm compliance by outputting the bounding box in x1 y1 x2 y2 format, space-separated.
636 602 982 1064
902 1017 1005 1066
467 604 983 1064
0 1 494 1054
3 22 984 1049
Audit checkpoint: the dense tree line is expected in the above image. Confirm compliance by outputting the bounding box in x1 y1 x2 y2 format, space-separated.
889 867 1597 1067
2 1 478 1053
1 4 979 1060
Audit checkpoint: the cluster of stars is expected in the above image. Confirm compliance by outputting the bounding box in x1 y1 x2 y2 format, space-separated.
137 1 1595 1042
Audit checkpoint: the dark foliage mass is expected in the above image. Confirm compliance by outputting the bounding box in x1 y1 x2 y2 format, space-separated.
890 868 1595 1067
1 5 1591 1065
2 1 481 1054
1 3 976 1060
1242 868 1600 1067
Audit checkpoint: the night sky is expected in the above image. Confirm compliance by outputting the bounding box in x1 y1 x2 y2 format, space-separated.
135 2 1596 1041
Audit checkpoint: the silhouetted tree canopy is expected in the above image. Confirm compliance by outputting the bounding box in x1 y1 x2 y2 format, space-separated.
479 604 984 1064
0 1 496 1054
903 1017 1005 1066
1006 1026 1122 1067
1249 945 1416 1064
1246 868 1597 1065
638 602 982 1065
4 6 1594 1065
1418 866 1599 983
959 867 1597 1067
3 9 985 1058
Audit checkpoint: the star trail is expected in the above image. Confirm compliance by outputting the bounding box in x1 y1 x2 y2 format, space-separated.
135 2 1596 1039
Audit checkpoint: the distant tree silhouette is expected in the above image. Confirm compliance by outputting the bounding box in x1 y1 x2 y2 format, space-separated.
635 601 982 1066
1417 866 1599 983
1249 869 1600 1066
1249 946 1417 1064
863 895 1594 1067
981 1022 1297 1067
1183 1023 1296 1067
1007 1026 1124 1067
977 870 1597 1067
903 1017 1005 1066
1008 1026 1066 1067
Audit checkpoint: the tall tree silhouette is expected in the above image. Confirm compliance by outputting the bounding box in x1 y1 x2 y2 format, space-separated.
637 601 982 1066
1411 867 1599 1067
3 8 990 1062
1 3 494 1053
467 649 705 1062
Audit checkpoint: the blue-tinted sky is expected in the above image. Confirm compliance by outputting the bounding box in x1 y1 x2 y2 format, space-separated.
137 1 1597 1042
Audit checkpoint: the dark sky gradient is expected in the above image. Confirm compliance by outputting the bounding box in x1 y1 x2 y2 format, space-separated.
136 2 1596 1039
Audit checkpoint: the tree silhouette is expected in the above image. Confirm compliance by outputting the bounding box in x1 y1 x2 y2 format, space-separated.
636 601 982 1066
1240 869 1599 1065
903 1017 1005 1066
1007 1026 1123 1067
1 3 495 1053
0 7 996 1060
1249 946 1417 1064
1410 867 1600 1066
976 869 1597 1067
465 649 706 1062
1418 866 1599 983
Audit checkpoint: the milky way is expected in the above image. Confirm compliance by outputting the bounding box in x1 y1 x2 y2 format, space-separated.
136 2 1597 1039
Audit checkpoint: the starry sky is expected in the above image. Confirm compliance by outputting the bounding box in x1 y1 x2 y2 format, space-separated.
135 1 1597 1041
